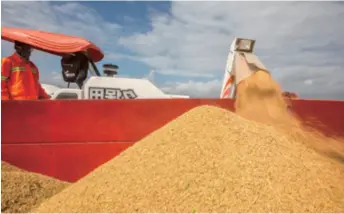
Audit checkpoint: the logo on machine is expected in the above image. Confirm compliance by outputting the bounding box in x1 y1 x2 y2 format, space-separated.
89 87 138 99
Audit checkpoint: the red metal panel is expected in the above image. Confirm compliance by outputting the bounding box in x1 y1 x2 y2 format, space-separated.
2 99 344 144
2 99 344 182
1 99 235 144
290 99 344 138
1 142 134 182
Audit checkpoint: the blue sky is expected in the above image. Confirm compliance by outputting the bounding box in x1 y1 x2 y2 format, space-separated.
2 1 344 99
83 1 174 81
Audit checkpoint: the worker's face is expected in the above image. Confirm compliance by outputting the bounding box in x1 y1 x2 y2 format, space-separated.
16 44 33 60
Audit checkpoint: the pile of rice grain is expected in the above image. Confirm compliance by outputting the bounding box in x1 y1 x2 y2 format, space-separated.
2 161 24 173
1 162 70 213
34 105 344 213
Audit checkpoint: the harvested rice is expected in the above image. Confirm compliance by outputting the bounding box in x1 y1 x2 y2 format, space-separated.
34 104 344 212
33 70 344 213
235 71 344 162
1 163 70 213
1 161 23 172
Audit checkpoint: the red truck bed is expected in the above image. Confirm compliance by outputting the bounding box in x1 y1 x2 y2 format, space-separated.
2 99 344 182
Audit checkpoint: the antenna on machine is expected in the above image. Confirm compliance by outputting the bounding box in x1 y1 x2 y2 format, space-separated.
145 69 156 83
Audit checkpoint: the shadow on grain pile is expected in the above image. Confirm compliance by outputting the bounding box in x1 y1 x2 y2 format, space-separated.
34 70 344 213
1 161 70 213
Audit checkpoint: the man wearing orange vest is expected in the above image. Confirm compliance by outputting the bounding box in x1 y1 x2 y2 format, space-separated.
1 41 50 100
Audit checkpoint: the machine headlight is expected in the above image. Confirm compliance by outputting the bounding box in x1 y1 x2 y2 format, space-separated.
235 38 255 53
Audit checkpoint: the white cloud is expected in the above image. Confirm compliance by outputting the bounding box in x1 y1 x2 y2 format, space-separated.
2 2 344 99
1 2 121 46
161 79 222 98
1 1 121 86
304 79 313 85
119 1 344 99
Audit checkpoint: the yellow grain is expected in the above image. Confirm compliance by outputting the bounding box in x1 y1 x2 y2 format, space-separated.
34 104 344 212
1 162 70 213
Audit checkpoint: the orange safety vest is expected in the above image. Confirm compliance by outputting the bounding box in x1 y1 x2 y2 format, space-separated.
1 53 50 100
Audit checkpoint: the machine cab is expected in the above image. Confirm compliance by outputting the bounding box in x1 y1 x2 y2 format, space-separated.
47 60 189 100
